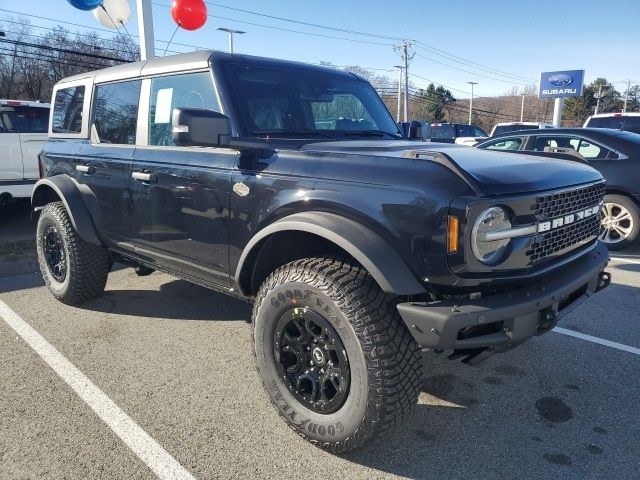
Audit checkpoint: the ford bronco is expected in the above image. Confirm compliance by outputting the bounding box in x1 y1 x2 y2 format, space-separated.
33 51 610 452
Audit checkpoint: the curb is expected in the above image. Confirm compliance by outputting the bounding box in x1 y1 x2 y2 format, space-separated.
0 258 39 278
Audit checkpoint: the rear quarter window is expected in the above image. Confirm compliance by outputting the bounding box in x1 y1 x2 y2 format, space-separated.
52 86 85 134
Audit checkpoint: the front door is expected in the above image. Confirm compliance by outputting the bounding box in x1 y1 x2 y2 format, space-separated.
128 71 234 287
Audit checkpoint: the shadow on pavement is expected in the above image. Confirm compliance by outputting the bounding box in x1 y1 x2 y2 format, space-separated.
341 346 632 479
82 278 252 321
0 199 34 243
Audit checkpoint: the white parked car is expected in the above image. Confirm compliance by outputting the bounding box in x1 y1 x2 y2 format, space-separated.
0 100 50 205
489 122 555 137
583 112 640 134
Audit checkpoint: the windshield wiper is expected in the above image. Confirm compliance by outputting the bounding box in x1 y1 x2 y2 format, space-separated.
341 130 403 139
252 129 334 138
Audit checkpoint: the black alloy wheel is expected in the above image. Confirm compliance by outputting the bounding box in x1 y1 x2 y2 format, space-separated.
43 225 67 282
274 307 350 414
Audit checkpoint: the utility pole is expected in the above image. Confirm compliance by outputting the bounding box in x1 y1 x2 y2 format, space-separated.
467 81 478 125
216 27 245 54
394 40 414 122
136 0 155 60
393 65 403 123
623 80 631 113
594 84 607 115
520 93 525 122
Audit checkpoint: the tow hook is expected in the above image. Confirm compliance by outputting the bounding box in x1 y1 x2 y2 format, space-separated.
596 271 611 293
538 309 557 333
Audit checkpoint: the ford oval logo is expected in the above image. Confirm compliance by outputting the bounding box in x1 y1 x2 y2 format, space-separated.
548 74 573 87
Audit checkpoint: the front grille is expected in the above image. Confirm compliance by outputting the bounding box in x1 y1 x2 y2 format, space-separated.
526 215 601 263
532 182 606 219
526 181 605 264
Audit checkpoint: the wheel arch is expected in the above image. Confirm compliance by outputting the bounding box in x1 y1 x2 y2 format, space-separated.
234 211 426 297
31 176 102 246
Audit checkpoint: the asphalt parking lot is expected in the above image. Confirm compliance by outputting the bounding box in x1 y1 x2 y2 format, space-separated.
0 246 639 479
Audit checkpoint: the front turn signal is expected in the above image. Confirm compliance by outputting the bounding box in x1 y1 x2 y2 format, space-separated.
448 215 459 253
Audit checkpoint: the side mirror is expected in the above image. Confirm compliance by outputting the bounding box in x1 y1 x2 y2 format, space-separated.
172 108 232 147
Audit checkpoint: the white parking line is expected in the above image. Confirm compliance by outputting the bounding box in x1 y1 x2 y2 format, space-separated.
554 327 640 356
609 256 640 265
0 300 196 480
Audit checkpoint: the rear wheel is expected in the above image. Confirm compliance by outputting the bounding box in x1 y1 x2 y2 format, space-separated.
252 257 423 453
599 194 639 250
36 202 110 304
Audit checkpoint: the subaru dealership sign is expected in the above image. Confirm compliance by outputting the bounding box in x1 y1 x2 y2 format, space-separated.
538 70 585 98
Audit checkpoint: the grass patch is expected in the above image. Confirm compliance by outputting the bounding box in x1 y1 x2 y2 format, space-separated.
0 239 37 261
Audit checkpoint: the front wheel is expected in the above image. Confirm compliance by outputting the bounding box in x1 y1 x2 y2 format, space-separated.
252 257 423 453
36 202 110 304
599 194 639 250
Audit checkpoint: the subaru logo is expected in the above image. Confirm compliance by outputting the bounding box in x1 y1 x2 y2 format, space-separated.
548 74 573 87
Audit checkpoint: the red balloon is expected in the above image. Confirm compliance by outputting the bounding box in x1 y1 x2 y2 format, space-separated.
171 0 208 31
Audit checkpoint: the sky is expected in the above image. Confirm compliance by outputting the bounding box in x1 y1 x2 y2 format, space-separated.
2 0 639 98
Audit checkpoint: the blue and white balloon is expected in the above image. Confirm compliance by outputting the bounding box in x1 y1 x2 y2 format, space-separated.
66 0 104 11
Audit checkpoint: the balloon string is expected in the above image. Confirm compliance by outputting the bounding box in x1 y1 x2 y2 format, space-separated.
162 23 181 57
99 5 136 61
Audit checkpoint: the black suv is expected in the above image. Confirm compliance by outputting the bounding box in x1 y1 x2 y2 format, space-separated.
33 51 610 452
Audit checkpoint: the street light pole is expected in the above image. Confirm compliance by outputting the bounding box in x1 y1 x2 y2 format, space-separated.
623 80 631 113
136 0 155 60
393 65 403 123
467 81 478 125
216 27 246 54
520 93 525 122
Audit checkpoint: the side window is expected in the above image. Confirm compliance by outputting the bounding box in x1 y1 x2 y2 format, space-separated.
52 86 85 134
93 80 141 144
484 137 523 150
473 127 487 137
149 72 219 146
577 139 609 159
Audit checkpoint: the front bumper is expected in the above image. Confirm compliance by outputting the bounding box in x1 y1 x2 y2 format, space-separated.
398 241 610 364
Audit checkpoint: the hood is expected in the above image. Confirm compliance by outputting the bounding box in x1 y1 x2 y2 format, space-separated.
300 140 603 196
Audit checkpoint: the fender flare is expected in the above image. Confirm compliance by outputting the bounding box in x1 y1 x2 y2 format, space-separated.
235 211 426 296
31 175 102 245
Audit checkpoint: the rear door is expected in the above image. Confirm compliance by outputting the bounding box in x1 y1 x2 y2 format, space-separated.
128 71 234 286
0 105 27 181
529 134 612 173
16 106 50 180
75 79 142 243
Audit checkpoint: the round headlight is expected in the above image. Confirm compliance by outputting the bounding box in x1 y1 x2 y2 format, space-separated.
471 207 512 265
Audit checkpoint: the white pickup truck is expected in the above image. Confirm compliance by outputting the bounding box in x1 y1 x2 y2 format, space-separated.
0 99 50 205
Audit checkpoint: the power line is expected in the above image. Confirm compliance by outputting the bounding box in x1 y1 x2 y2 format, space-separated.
0 37 129 63
205 1 537 84
153 2 393 46
414 52 533 86
204 2 403 41
414 41 536 83
0 8 205 52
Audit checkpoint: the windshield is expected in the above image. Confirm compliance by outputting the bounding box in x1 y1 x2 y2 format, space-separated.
586 116 640 134
222 63 402 139
0 106 49 133
492 124 540 136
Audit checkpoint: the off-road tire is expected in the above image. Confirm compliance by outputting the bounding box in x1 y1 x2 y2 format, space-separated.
252 256 423 453
36 201 109 305
600 194 640 251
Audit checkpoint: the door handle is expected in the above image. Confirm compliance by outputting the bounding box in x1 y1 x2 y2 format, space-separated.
76 164 95 174
132 171 157 183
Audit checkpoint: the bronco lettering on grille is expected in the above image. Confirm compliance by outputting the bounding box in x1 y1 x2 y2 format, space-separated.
537 205 601 233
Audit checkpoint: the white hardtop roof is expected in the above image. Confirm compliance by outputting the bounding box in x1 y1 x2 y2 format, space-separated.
56 50 216 86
